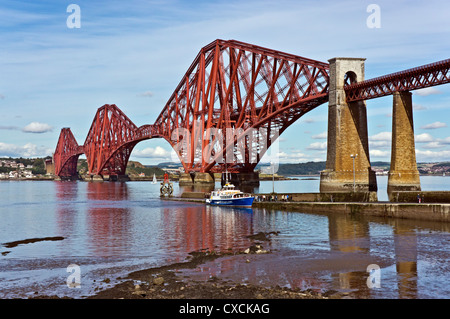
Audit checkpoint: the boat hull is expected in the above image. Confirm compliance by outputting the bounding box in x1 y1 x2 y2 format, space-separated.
207 197 254 207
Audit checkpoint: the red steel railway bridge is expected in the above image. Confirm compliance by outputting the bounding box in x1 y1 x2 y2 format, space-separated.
53 39 450 193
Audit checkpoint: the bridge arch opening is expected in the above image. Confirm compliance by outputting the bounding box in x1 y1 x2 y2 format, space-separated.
344 71 358 86
128 138 180 170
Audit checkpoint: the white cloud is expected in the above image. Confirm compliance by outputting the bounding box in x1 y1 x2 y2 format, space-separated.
415 133 434 143
278 150 309 161
439 137 450 145
307 142 327 150
138 91 154 97
422 142 443 149
370 140 390 148
0 125 19 131
420 122 447 130
369 131 392 141
368 132 450 156
414 87 442 96
413 104 427 111
371 150 389 157
22 122 53 133
260 149 312 164
132 146 171 159
414 134 450 149
416 149 450 162
0 142 52 157
368 132 391 151
312 131 327 139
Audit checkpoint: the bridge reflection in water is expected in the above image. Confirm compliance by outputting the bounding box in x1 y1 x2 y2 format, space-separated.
52 181 450 298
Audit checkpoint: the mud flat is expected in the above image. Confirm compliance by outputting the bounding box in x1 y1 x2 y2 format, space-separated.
87 250 337 300
30 232 343 300
86 232 346 300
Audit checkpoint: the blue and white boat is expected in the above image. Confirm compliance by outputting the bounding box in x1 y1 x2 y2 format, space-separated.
206 183 254 207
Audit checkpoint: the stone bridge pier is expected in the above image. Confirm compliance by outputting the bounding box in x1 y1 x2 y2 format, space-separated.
387 91 421 193
320 58 378 194
320 58 421 196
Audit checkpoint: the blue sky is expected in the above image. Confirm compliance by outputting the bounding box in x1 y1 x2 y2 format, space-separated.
1 0 449 165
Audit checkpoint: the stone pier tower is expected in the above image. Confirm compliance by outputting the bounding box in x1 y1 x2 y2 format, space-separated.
387 91 421 193
320 58 377 193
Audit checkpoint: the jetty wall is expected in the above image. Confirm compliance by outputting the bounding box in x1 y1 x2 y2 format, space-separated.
176 190 450 222
252 201 450 222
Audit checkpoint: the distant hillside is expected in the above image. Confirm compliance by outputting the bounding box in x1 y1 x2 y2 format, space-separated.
266 161 390 176
156 162 182 168
74 159 166 176
135 160 450 176
5 155 445 177
418 162 450 175
272 161 450 176
126 161 166 177
274 162 326 176
371 161 390 168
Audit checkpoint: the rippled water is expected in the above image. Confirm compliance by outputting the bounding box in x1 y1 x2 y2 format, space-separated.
0 177 449 299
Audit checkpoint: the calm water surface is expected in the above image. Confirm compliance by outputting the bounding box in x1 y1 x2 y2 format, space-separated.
0 176 449 299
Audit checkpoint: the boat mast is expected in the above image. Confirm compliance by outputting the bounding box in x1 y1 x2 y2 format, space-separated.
225 164 229 184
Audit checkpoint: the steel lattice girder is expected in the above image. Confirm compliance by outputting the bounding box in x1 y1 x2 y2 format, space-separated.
345 58 450 102
84 104 143 176
53 40 450 177
154 39 330 173
55 40 331 176
54 128 84 177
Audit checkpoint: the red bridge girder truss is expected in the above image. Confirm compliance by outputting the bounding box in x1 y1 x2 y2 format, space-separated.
83 104 155 176
345 58 450 102
54 128 84 177
154 39 329 173
53 39 450 178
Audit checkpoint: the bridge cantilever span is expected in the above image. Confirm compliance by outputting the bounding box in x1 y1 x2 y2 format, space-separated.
83 104 163 177
54 128 84 177
53 39 331 180
147 39 330 174
52 39 449 189
54 108 161 179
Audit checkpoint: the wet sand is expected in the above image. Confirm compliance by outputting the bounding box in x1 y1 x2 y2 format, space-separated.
29 231 386 300
2 231 389 299
85 247 384 300
86 249 340 300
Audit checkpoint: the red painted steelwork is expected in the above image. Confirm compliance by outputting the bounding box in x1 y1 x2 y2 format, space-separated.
154 39 330 173
53 40 450 178
54 128 84 177
345 58 450 102
83 104 155 176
